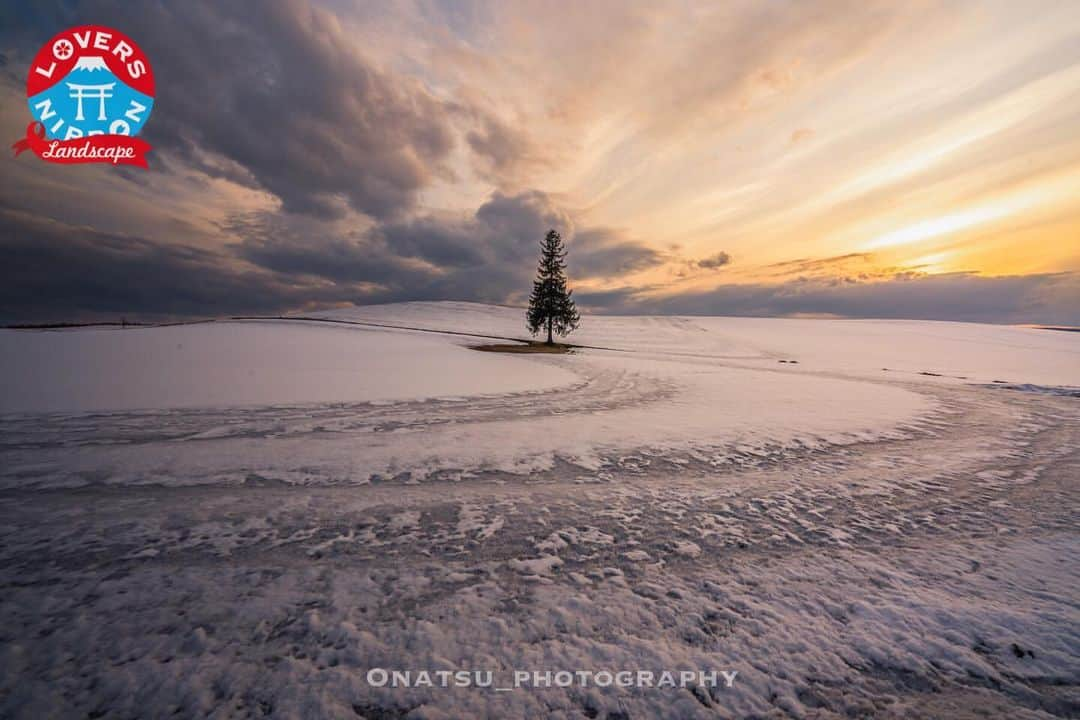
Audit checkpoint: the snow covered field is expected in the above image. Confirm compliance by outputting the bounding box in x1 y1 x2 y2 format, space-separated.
0 302 1077 718
0 320 579 414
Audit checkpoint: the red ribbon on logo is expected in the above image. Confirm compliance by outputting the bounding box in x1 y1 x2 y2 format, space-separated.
12 122 152 169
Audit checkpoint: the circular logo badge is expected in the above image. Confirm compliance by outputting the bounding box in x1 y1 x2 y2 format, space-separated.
26 25 155 140
13 25 155 167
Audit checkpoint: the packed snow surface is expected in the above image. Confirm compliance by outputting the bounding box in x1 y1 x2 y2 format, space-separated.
0 302 1077 719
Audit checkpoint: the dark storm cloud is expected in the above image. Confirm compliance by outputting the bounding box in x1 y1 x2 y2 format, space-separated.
380 189 568 274
0 181 664 323
472 190 571 251
227 189 669 306
4 0 457 219
379 217 489 269
0 207 360 324
225 212 431 286
577 272 1080 326
569 229 664 278
233 190 590 304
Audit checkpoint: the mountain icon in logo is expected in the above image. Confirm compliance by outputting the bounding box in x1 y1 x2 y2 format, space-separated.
71 56 109 72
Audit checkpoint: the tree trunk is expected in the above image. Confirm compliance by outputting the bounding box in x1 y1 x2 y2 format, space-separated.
546 319 553 345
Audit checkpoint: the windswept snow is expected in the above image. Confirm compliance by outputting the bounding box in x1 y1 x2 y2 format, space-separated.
0 302 1077 719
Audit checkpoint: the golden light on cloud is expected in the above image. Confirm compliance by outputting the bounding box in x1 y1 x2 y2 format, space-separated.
863 206 1013 251
862 166 1080 255
905 251 955 274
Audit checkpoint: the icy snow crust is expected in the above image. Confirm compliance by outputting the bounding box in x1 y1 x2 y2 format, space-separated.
0 302 1077 718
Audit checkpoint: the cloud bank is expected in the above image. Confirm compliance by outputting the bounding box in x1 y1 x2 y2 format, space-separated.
578 272 1080 326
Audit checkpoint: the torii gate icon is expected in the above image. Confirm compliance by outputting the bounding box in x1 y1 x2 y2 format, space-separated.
66 82 115 121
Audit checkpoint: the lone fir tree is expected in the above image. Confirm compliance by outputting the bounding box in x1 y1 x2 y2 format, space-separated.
526 229 580 345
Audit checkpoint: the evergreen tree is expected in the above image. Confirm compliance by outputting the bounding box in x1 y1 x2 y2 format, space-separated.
527 229 580 344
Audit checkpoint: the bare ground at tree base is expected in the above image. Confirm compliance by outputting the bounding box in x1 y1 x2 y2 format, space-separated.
470 342 573 354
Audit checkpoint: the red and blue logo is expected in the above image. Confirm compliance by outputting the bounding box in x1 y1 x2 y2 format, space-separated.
13 25 154 168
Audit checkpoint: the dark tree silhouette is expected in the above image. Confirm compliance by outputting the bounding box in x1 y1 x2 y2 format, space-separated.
526 229 580 344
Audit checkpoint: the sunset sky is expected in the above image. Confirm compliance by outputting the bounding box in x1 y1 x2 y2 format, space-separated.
2 0 1078 324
